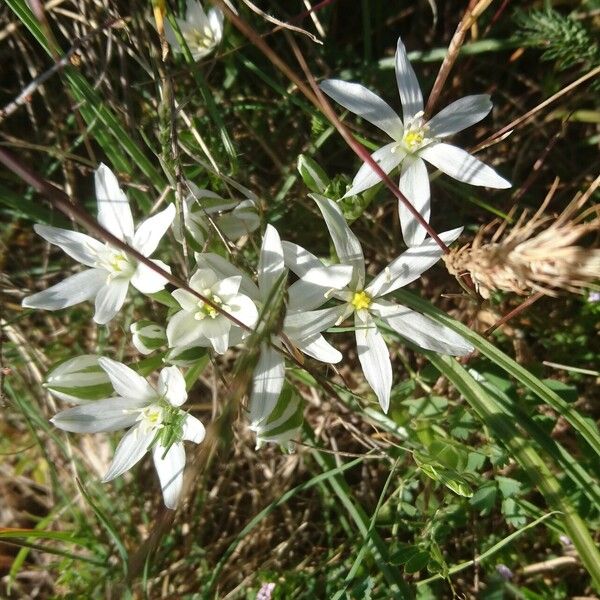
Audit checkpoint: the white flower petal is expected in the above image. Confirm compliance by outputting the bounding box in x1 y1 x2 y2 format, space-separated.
284 305 345 342
172 289 199 312
427 94 492 138
195 253 259 299
198 313 231 341
419 143 511 188
344 143 405 198
186 0 208 26
297 334 342 364
395 37 423 122
167 310 205 348
93 278 129 324
258 225 286 301
33 225 104 267
320 79 403 139
132 204 176 256
158 366 187 407
189 268 218 291
312 195 365 286
182 414 205 443
281 241 323 277
214 275 242 298
98 357 155 402
94 163 134 242
102 424 155 482
130 259 171 294
22 268 104 311
227 293 259 328
367 227 463 298
51 397 146 433
209 329 230 354
207 7 224 43
355 314 392 413
250 344 285 427
153 442 186 509
375 301 473 356
398 156 430 247
287 264 352 311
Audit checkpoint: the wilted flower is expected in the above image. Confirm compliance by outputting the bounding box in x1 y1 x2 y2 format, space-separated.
173 181 259 249
52 359 205 509
164 0 224 61
321 36 510 246
22 164 175 324
284 195 473 412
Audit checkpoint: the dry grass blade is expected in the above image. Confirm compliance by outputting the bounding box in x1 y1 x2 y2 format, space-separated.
444 176 600 299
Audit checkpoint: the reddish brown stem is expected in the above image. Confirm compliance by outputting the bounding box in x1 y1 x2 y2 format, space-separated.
484 291 544 337
212 0 450 253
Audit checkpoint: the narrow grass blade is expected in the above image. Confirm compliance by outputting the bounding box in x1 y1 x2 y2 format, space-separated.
426 354 600 588
394 288 600 461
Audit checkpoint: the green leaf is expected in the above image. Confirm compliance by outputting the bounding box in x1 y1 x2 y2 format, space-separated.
402 395 448 418
389 543 421 566
394 288 600 462
470 483 498 515
497 476 523 499
404 550 430 574
297 154 330 193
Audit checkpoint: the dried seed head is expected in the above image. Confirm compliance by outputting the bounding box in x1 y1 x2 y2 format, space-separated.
444 178 600 299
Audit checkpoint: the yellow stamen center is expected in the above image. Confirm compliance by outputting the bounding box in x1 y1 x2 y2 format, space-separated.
135 404 165 434
351 290 372 311
195 290 222 320
403 130 424 150
109 253 128 272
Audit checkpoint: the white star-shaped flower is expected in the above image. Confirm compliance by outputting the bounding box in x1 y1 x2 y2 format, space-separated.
284 195 473 413
51 359 205 509
22 164 175 324
164 0 224 61
321 36 511 246
184 229 352 446
166 266 259 355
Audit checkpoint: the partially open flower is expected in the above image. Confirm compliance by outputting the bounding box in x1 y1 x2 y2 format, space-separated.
164 0 224 61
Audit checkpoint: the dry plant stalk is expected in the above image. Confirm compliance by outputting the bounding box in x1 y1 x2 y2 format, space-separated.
444 177 600 298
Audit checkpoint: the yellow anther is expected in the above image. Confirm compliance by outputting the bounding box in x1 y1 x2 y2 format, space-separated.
109 253 128 272
351 290 372 311
403 130 424 150
195 293 222 320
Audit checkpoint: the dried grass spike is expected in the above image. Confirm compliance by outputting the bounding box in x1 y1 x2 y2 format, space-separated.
444 178 600 299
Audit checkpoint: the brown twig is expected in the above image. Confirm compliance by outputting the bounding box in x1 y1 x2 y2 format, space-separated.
424 0 493 119
474 65 600 152
483 291 544 337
